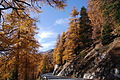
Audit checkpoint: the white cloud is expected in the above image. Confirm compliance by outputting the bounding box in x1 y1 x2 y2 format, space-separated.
39 41 56 51
54 18 69 25
39 31 54 39
37 31 55 43
36 30 57 51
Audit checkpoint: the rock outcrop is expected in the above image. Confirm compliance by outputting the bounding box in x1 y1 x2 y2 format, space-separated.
55 37 120 80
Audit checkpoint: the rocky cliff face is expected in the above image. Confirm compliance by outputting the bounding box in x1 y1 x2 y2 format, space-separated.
55 37 120 80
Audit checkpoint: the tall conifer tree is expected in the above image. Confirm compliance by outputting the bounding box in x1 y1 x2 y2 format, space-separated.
53 32 66 65
0 11 39 80
63 7 80 61
79 7 93 48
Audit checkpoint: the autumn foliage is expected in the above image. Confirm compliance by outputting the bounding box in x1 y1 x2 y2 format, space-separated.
53 7 93 64
0 0 120 79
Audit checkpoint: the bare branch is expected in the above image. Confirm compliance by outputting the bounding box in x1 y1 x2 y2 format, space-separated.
16 0 31 6
0 6 24 10
47 0 54 7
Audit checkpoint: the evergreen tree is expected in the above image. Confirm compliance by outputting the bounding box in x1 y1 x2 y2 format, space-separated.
79 7 93 48
101 22 113 45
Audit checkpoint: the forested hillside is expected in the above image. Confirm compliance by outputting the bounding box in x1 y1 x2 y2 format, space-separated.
53 0 120 67
52 0 120 80
0 0 120 80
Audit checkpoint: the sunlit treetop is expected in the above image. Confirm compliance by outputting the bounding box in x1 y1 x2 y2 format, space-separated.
70 7 79 17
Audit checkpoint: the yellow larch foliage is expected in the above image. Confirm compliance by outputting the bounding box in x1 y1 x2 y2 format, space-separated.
70 7 79 17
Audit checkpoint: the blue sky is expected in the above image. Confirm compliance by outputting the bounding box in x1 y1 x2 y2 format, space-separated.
36 0 88 52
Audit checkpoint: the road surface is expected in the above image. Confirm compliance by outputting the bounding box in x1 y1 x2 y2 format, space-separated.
41 73 84 80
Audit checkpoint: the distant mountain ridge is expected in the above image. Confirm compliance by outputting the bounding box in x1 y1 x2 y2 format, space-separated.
40 49 54 54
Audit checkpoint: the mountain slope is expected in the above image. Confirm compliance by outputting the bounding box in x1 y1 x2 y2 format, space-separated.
55 37 120 80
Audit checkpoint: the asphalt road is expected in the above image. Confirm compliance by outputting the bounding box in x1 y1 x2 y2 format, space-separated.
41 73 84 80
